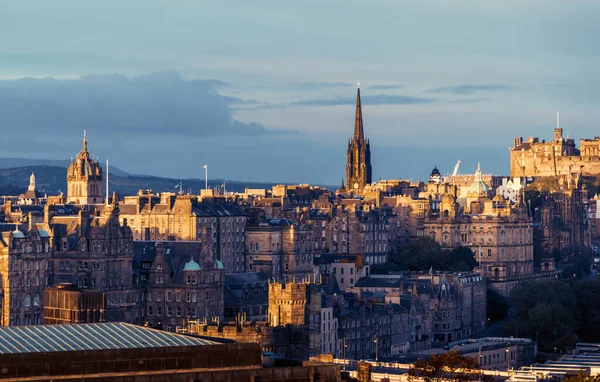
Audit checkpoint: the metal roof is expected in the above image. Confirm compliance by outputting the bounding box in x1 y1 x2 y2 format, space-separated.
0 322 217 355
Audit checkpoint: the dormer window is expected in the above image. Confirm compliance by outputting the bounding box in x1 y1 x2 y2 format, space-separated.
81 242 86 251
157 264 163 270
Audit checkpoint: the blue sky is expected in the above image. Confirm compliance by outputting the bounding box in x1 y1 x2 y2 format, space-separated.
1 0 600 184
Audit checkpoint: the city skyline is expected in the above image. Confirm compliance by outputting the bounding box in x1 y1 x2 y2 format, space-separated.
2 0 600 184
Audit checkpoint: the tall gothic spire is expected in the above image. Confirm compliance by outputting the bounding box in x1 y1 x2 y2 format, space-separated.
354 85 364 140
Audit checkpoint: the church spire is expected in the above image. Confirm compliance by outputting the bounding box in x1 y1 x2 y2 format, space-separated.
82 130 88 154
354 83 364 140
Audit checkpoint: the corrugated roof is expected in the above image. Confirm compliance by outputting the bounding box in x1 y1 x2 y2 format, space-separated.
0 322 217 355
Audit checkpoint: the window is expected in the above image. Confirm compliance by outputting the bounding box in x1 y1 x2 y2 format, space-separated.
176 293 181 302
24 294 31 307
148 306 153 316
33 293 40 306
157 306 162 316
488 249 492 257
176 307 182 317
186 275 191 284
167 292 173 302
167 306 172 316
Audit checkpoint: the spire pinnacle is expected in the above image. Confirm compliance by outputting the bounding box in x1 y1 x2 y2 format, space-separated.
353 86 364 140
82 130 88 153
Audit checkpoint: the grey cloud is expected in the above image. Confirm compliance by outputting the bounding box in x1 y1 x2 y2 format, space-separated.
368 84 404 90
0 71 268 138
451 97 491 103
293 81 354 90
292 94 436 106
428 84 514 95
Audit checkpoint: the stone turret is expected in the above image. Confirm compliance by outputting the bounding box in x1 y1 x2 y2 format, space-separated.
66 131 103 204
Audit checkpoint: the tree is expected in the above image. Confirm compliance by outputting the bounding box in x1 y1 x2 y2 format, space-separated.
390 238 476 272
486 288 508 325
408 351 491 382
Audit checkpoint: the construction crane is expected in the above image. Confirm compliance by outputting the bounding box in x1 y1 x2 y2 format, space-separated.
452 160 461 176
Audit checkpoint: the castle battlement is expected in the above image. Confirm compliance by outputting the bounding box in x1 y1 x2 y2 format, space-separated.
510 127 600 178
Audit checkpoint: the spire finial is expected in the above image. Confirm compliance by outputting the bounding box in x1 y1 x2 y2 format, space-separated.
82 130 88 152
357 81 360 89
557 111 560 129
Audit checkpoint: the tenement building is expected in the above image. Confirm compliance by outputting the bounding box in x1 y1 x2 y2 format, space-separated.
119 192 247 273
132 235 225 331
0 195 136 326
245 218 316 279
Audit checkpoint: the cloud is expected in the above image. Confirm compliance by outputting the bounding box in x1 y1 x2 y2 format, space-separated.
292 81 354 90
368 84 404 90
0 71 268 138
428 84 514 95
291 94 436 106
451 97 491 103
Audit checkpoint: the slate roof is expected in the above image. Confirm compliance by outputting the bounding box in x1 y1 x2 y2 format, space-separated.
0 322 217 355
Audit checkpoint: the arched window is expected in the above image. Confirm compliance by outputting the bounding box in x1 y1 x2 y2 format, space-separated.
494 268 500 280
33 293 40 306
24 294 31 307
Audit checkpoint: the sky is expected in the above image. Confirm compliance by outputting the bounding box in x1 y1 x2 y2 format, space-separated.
1 0 600 185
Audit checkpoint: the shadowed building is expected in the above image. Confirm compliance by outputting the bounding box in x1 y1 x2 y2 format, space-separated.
43 283 105 324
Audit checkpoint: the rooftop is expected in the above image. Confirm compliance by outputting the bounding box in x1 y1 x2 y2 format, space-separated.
0 322 217 355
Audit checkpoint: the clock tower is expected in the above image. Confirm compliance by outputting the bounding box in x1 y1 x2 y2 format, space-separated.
345 84 372 192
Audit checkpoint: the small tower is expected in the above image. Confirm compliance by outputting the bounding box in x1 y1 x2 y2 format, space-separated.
66 131 103 204
28 172 36 192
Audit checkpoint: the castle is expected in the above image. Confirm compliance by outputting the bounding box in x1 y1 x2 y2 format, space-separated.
510 120 600 178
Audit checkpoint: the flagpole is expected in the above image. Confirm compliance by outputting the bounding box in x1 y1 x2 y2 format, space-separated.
204 165 208 190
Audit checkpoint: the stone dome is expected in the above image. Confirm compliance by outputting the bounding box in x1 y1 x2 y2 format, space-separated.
468 163 490 196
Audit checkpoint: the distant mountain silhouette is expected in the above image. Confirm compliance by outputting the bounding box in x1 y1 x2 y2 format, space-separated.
0 165 331 196
0 158 129 176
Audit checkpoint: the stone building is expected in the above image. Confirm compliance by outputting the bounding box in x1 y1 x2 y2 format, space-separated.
245 218 316 279
66 132 103 204
119 192 247 273
43 283 105 324
18 173 44 205
0 195 136 326
510 124 600 178
345 86 372 193
132 237 225 331
223 272 268 322
0 223 50 326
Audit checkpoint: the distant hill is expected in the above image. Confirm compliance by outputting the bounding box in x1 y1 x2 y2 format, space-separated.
0 158 129 176
0 165 331 196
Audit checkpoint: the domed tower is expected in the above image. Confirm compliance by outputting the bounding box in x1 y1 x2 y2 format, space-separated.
429 166 442 184
66 131 103 204
345 84 372 192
